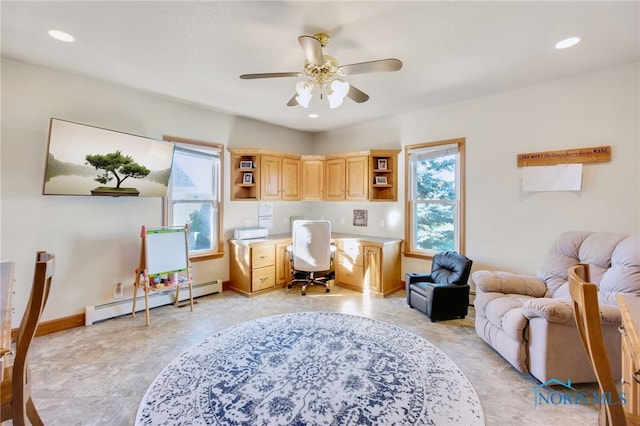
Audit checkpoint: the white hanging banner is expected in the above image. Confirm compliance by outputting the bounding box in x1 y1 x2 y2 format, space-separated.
522 164 582 192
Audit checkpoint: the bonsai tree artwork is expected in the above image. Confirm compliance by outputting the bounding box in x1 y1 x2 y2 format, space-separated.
85 150 150 196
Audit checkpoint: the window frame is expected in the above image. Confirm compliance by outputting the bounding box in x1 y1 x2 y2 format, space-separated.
404 138 465 259
163 135 224 261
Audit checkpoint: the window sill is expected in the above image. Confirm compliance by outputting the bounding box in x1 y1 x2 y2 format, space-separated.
189 251 224 262
403 250 436 260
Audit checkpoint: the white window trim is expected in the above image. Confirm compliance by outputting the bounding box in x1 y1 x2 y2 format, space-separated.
163 136 225 260
404 138 465 258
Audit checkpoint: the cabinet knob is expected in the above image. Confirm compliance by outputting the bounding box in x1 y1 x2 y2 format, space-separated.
634 370 640 384
619 325 627 336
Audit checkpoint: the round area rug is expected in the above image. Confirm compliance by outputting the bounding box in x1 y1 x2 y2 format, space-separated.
136 312 484 425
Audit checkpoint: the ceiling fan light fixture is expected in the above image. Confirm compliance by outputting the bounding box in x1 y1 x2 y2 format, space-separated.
328 79 350 109
295 80 314 108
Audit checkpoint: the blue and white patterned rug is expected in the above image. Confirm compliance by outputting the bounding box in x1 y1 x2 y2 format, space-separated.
136 312 484 425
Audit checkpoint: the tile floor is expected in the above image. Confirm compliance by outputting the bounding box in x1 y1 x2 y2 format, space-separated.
22 286 600 425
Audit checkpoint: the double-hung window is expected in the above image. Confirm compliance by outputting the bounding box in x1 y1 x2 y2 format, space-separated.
405 138 465 257
165 137 223 259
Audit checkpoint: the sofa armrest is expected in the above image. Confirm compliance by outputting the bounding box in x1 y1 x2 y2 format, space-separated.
523 297 622 325
472 270 547 297
522 298 574 323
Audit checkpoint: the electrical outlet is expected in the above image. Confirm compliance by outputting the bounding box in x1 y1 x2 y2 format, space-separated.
340 217 345 224
380 219 385 227
245 219 253 227
113 282 123 298
284 216 289 225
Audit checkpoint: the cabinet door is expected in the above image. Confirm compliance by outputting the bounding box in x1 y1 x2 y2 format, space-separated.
275 242 291 285
302 159 324 201
335 240 363 289
346 156 368 200
622 331 640 415
363 245 381 292
325 158 346 201
260 155 281 200
281 157 301 201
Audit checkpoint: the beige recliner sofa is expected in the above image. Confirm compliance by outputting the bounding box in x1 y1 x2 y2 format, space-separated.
473 231 640 384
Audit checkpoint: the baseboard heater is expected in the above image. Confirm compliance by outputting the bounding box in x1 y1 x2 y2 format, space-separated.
84 280 222 326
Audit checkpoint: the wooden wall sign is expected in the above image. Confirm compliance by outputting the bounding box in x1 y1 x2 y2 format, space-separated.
517 146 611 167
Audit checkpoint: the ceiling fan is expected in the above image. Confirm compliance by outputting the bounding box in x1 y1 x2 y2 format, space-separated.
239 33 403 109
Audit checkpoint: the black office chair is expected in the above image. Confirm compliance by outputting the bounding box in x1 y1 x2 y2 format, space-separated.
405 251 472 322
287 220 335 296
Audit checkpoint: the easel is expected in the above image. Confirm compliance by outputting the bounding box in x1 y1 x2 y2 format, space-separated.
132 225 193 326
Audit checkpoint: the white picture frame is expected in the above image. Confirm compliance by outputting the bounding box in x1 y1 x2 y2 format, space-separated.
377 159 388 170
375 176 388 185
240 160 253 169
243 173 253 184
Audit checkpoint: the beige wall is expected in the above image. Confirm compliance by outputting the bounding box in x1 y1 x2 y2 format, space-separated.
312 62 640 278
0 60 313 323
2 59 638 325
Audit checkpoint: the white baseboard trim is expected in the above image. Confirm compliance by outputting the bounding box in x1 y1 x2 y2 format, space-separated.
84 280 222 326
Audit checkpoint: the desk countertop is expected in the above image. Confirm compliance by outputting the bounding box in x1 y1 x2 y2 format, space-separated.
230 233 403 246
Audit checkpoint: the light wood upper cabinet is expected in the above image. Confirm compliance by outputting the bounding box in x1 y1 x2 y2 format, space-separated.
229 149 259 201
346 155 368 200
259 154 301 201
281 156 301 201
370 149 401 201
325 154 368 201
302 157 324 201
260 154 281 200
325 157 346 201
229 148 398 202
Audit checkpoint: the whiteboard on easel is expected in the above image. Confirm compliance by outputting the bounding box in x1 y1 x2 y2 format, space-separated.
144 227 189 276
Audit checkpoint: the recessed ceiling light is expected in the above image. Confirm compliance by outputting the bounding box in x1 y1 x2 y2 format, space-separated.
48 30 75 43
308 114 319 119
555 37 580 49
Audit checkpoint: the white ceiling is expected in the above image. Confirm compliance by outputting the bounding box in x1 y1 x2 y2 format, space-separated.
2 1 639 133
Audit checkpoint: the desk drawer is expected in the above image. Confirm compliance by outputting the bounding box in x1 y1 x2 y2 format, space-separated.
337 242 363 266
337 262 363 287
252 245 275 269
252 266 275 291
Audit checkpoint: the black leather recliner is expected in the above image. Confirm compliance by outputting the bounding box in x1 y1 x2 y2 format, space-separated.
405 251 473 322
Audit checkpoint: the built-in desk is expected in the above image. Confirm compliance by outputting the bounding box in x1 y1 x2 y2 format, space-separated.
617 294 640 415
228 233 403 297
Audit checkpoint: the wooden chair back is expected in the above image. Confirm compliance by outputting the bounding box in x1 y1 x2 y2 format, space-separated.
1 251 54 425
568 263 627 426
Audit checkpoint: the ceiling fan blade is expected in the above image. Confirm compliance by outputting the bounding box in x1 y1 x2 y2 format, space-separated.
346 84 369 103
286 94 299 107
298 35 324 66
240 72 302 79
339 58 403 75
